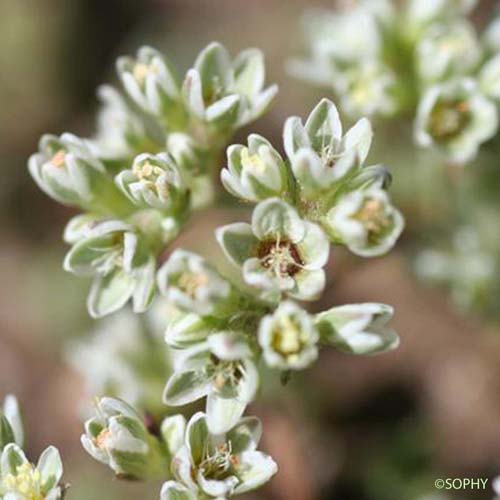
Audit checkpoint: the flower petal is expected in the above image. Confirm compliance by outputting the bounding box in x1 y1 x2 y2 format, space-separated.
37 446 63 493
234 450 278 494
86 270 135 318
206 393 247 435
160 481 196 500
290 269 326 301
216 223 257 267
163 370 211 407
226 416 262 454
252 198 305 242
161 415 187 457
305 98 343 145
186 412 209 465
297 222 330 270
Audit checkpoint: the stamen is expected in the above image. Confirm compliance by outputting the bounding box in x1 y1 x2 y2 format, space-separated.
353 198 392 243
241 148 266 174
51 150 66 168
133 62 158 87
95 428 112 450
1 463 44 500
178 272 209 298
257 239 303 278
272 315 302 355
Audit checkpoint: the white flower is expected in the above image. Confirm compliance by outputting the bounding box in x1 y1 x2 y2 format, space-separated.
415 78 498 163
479 53 500 100
325 186 404 257
258 301 319 370
483 16 500 53
115 152 188 212
284 98 373 194
64 220 156 317
303 5 382 65
81 397 169 479
182 42 277 130
28 133 109 208
316 303 399 355
416 21 480 83
0 444 63 500
163 332 258 435
335 61 397 118
407 0 477 27
217 198 330 301
117 46 180 116
168 412 277 498
221 134 289 202
414 227 496 311
157 249 234 317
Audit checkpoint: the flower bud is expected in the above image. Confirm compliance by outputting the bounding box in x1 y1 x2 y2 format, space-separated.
324 187 404 257
182 42 277 133
115 153 189 213
221 134 289 202
28 133 120 210
316 303 399 355
117 46 182 120
63 220 156 317
81 397 168 480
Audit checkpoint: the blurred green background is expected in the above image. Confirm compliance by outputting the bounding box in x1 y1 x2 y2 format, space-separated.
2 1 500 499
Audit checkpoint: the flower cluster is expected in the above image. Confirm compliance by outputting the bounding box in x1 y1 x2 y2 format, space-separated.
0 395 65 499
291 0 500 164
157 99 401 442
81 397 277 499
30 38 404 499
219 98 404 262
29 42 277 318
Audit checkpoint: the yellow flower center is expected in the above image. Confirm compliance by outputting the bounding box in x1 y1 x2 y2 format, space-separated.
133 161 164 181
241 148 266 175
132 161 170 198
1 463 43 500
200 442 236 480
133 62 158 87
272 316 302 356
351 83 372 107
429 99 470 141
178 272 209 298
50 150 66 168
353 198 392 243
94 428 112 450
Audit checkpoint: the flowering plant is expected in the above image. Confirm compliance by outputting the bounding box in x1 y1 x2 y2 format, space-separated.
24 40 403 499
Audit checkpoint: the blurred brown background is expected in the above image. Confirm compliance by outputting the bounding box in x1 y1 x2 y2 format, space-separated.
1 1 500 499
